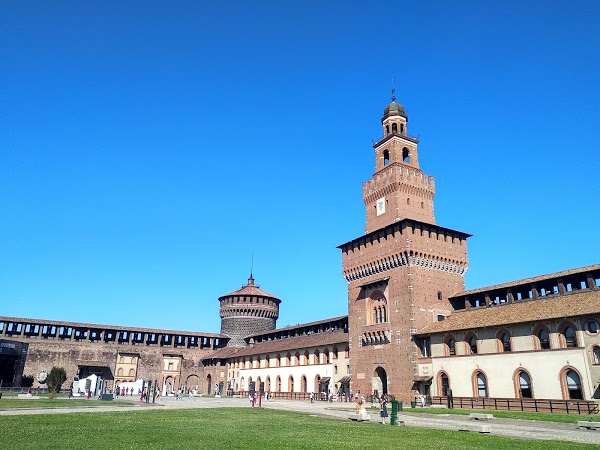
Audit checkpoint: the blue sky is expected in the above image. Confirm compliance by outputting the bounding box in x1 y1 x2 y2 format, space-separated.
1 1 599 333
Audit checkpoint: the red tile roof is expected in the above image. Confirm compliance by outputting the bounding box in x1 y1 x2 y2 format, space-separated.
417 289 600 335
218 275 280 300
453 264 600 297
204 330 349 360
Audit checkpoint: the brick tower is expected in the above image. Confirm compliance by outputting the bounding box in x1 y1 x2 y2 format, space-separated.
219 274 281 347
338 92 471 401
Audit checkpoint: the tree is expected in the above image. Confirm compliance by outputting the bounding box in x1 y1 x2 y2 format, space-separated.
46 367 67 395
21 375 34 387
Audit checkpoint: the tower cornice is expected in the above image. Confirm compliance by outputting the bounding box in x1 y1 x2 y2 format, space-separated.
373 132 419 148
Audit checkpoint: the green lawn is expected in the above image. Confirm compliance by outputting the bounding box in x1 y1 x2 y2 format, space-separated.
401 407 599 424
0 408 596 449
0 398 135 409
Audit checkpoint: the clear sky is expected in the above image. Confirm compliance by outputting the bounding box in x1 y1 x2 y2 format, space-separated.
1 1 599 334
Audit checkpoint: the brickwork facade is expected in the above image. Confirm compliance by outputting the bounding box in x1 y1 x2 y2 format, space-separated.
0 317 222 393
340 96 471 402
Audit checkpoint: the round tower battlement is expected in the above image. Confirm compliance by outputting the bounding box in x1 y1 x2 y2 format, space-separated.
218 274 281 347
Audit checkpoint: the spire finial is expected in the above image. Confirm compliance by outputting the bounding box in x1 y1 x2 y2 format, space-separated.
391 79 396 102
248 253 255 285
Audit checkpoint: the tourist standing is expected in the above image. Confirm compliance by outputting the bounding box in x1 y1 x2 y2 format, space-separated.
355 390 363 414
380 394 388 424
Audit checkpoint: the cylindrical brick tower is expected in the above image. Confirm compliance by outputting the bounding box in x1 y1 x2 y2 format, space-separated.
218 274 281 347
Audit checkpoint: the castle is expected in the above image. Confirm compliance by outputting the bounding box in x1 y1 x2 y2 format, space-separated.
1 94 598 404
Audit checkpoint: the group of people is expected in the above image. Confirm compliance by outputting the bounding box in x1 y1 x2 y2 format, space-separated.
353 391 390 424
114 386 137 397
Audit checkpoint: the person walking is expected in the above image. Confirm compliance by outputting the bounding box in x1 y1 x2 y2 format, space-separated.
380 394 388 424
355 390 363 414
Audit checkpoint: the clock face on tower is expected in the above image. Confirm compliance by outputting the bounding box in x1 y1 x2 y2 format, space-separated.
376 197 386 216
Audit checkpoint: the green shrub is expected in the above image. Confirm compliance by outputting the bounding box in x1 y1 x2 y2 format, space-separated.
21 375 34 387
46 367 67 396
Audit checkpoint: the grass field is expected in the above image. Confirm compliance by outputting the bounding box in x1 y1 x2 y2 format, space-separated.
0 397 135 409
0 407 596 449
400 407 599 424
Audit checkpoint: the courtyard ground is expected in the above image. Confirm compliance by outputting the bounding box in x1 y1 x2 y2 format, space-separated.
1 395 599 448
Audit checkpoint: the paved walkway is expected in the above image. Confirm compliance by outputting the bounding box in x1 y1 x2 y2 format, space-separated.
2 396 600 445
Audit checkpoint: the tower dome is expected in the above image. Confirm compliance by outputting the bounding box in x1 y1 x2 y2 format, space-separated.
218 274 281 347
382 100 406 119
382 84 407 120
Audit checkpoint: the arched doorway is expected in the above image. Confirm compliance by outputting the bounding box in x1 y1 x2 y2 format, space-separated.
187 374 200 392
373 367 388 397
164 376 175 396
314 374 321 394
301 375 307 393
206 374 212 395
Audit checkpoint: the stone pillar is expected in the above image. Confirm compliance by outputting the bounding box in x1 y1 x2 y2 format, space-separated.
484 294 491 306
557 279 566 294
586 274 597 290
531 284 539 299
506 289 514 304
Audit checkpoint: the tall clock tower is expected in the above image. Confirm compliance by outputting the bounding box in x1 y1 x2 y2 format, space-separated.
339 92 471 401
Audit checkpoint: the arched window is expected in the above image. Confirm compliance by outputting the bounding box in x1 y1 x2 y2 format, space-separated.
333 346 338 360
445 336 456 356
294 351 300 365
565 370 583 400
344 346 349 358
276 354 281 367
392 123 397 133
285 352 291 366
474 372 488 397
117 368 123 376
437 371 450 396
368 292 387 326
129 368 135 377
276 376 281 392
592 346 600 365
301 375 307 393
383 149 390 166
402 147 410 163
303 350 309 365
497 331 511 352
265 376 271 393
561 324 578 348
400 123 404 134
465 334 478 354
516 371 533 398
323 348 330 364
265 355 270 368
288 375 294 392
586 320 599 334
314 349 320 365
534 326 551 350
